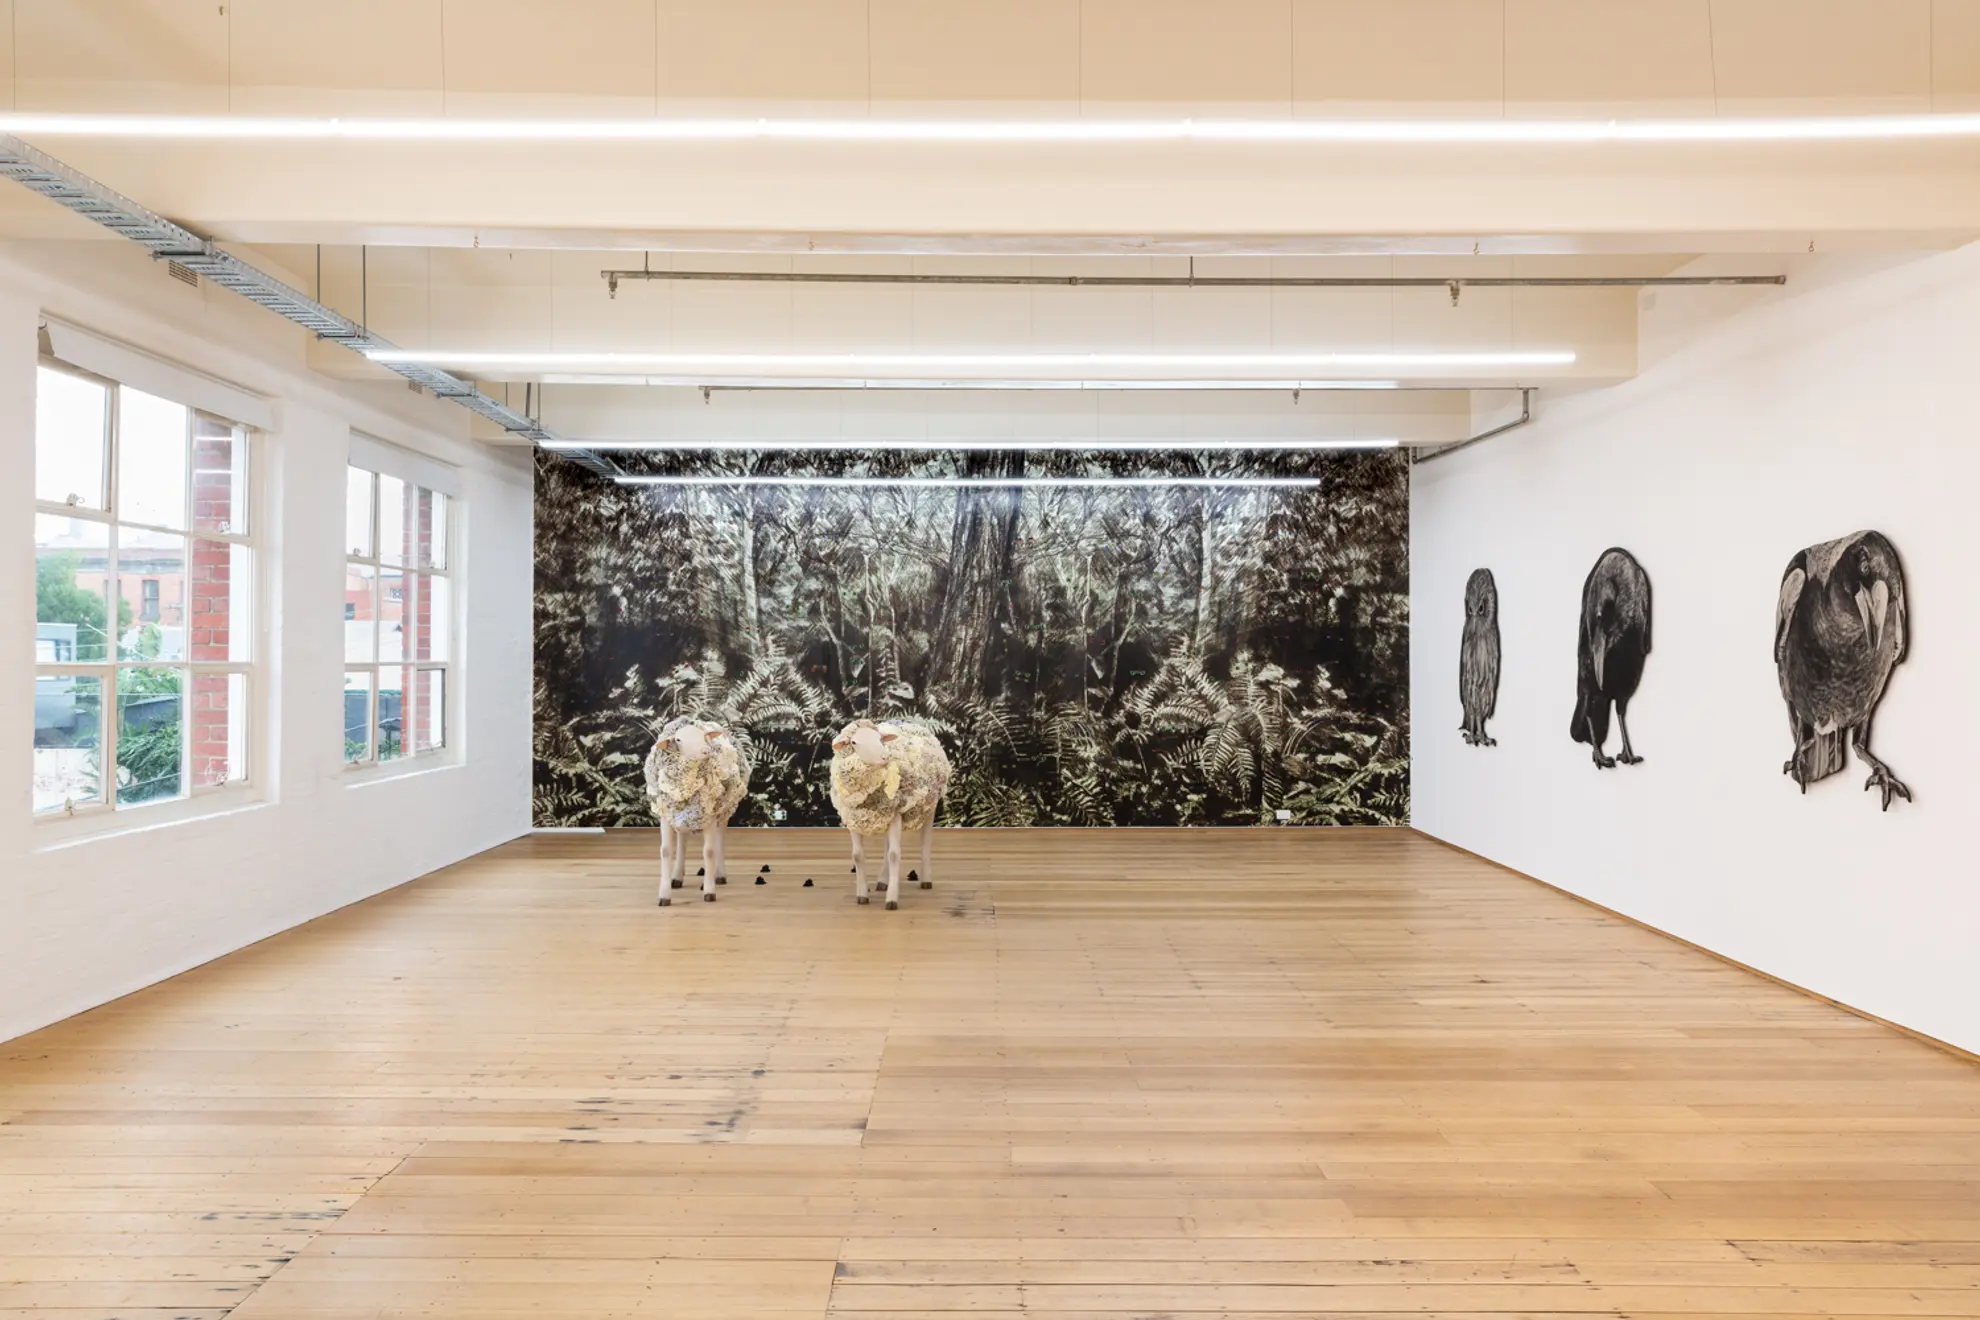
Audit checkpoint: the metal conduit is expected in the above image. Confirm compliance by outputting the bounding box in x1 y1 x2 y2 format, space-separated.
605 267 1785 297
0 132 616 478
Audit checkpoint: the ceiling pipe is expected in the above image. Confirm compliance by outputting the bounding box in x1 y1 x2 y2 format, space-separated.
0 132 614 477
1412 388 1534 464
604 267 1785 297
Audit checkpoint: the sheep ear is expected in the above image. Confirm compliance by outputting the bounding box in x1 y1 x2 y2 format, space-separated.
879 731 899 743
831 735 853 750
705 727 727 739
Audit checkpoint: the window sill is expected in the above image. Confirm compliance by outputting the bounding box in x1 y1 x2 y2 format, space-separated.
32 787 270 853
343 752 462 790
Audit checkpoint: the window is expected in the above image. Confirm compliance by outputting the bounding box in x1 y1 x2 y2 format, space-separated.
344 457 452 767
33 363 254 818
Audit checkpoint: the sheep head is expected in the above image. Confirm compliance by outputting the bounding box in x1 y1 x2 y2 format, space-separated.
833 718 899 767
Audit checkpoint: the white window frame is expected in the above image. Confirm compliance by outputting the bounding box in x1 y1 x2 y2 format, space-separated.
343 446 458 776
32 358 262 828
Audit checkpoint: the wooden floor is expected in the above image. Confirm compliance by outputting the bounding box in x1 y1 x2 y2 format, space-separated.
2 829 1978 1319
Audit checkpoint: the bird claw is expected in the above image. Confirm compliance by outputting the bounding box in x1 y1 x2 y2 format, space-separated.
1864 767 1912 811
1591 753 1617 770
1616 751 1642 765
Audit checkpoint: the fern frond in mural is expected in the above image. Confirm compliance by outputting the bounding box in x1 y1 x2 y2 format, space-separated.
533 449 1409 826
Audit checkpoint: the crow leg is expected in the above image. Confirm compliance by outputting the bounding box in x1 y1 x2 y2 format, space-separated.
1853 724 1911 811
1590 704 1617 769
1614 701 1642 766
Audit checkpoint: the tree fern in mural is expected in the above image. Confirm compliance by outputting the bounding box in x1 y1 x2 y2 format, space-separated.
533 448 1409 826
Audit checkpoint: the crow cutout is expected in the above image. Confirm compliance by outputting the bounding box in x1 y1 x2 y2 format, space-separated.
1775 530 1910 810
1458 568 1500 746
1569 548 1651 769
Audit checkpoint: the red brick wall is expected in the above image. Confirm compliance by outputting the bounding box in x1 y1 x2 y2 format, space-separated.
188 422 238 786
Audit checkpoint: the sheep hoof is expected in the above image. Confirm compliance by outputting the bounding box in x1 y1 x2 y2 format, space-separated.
670 879 683 889
803 878 813 887
658 897 671 907
696 867 705 876
754 876 766 885
856 895 870 905
715 877 727 885
760 864 771 873
885 899 898 910
703 892 716 903
920 881 932 889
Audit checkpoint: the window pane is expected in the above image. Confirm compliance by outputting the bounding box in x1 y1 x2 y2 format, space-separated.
377 666 408 762
422 490 449 571
35 514 113 662
379 474 412 566
378 565 407 664
117 529 187 661
190 671 247 789
35 366 109 510
34 672 102 814
411 668 446 754
345 466 375 557
118 387 190 530
410 572 451 662
117 666 185 807
345 563 377 663
192 413 249 536
190 539 252 664
344 671 373 763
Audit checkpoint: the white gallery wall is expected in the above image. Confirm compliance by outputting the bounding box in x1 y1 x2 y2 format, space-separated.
0 241 534 1045
1411 243 1980 1056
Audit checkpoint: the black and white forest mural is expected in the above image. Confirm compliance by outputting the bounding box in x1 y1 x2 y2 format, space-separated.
533 450 1410 828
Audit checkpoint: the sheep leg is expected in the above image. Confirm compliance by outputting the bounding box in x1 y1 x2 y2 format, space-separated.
658 820 675 905
918 820 933 889
851 831 869 904
714 823 727 884
700 830 719 901
884 816 904 910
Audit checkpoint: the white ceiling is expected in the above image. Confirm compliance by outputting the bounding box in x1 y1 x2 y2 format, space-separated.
3 1 1975 444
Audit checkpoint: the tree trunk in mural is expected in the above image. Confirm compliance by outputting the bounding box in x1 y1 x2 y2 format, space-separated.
738 495 761 652
1194 507 1216 657
930 451 1026 701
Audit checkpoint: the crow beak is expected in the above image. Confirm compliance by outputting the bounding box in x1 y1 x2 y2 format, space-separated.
1591 637 1606 692
1856 580 1889 651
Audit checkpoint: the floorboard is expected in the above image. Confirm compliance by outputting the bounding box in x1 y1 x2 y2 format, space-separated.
2 828 1976 1318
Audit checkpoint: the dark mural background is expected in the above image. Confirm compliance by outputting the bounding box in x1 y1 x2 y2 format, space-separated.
533 449 1410 827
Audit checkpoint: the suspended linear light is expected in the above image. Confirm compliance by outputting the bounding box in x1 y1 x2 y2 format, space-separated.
546 437 1399 453
367 349 1572 372
538 376 1410 391
7 112 1980 144
613 475 1327 489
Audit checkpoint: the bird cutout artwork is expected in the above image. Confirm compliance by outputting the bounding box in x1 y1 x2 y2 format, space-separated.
1774 530 1911 810
1569 548 1652 769
1458 568 1500 746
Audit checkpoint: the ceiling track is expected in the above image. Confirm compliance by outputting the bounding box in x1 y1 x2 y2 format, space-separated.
0 132 616 478
605 268 1787 297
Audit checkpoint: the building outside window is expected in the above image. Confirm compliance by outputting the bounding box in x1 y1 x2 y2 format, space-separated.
32 362 254 817
344 448 454 768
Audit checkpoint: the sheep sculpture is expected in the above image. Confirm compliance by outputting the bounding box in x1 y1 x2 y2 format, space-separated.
644 717 751 905
829 718 952 910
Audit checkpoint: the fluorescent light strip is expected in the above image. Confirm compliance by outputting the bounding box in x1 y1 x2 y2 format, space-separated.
549 437 1398 453
9 112 1980 144
539 375 1408 391
613 475 1324 489
370 349 1571 371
